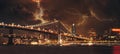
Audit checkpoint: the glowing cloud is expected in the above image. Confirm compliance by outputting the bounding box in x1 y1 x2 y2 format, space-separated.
32 0 48 23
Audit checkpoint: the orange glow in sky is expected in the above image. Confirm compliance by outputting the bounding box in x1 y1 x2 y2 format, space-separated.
32 0 41 3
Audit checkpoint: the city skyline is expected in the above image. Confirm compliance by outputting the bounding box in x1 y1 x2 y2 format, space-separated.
0 1 120 54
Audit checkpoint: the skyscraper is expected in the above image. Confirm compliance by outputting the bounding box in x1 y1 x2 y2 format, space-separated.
72 23 76 37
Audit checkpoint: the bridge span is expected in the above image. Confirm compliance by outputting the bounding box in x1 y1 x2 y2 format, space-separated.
0 22 89 45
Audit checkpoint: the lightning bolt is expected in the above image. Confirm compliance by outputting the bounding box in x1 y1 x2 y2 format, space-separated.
32 0 48 23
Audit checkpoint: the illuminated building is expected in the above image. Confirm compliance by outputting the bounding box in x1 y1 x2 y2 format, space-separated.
88 28 97 40
71 23 76 37
102 28 120 41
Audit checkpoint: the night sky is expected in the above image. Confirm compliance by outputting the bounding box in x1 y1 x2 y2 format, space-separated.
0 0 120 35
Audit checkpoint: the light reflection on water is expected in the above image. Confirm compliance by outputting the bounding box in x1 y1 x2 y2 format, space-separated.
113 46 120 54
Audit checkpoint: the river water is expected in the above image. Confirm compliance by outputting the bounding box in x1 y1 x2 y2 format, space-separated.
0 45 119 54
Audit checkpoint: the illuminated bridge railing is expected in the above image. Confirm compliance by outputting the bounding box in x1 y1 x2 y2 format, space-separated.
0 22 91 45
0 22 58 34
0 22 89 40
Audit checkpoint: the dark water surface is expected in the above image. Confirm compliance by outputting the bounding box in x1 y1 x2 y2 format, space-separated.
0 45 119 54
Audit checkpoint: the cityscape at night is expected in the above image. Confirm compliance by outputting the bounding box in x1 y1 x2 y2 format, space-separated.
0 0 120 54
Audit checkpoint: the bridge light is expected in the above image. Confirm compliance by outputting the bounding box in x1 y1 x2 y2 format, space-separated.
88 42 93 46
1 22 4 25
25 26 29 28
11 23 15 27
47 40 50 43
23 26 26 28
14 24 17 27
37 28 41 30
50 30 53 33
38 40 42 44
63 33 68 36
44 30 47 32
87 40 93 46
17 24 21 27
8 35 11 37
30 26 33 29
48 29 51 32
45 39 50 44
31 42 38 45
4 24 7 26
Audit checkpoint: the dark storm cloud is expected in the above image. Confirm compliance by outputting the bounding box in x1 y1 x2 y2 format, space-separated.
42 0 120 21
41 0 120 35
0 0 41 25
0 0 120 35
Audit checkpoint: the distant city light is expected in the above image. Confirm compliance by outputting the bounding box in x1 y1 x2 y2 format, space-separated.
112 28 120 32
87 41 93 46
31 42 38 45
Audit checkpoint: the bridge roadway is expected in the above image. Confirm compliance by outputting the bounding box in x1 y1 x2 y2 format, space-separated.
0 24 56 35
0 23 90 45
0 23 89 40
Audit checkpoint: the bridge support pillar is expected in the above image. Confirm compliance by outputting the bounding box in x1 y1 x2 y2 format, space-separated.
7 29 14 45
